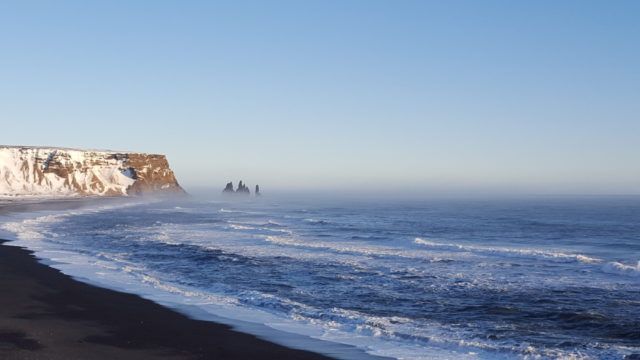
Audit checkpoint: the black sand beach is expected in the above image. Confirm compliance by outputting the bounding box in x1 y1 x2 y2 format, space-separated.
0 238 332 359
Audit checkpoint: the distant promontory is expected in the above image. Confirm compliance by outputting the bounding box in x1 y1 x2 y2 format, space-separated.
0 146 185 197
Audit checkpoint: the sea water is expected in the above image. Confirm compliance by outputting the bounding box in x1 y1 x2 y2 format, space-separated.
1 195 638 359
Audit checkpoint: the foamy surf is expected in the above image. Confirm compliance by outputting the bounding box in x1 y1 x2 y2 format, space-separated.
414 238 601 264
1 197 638 359
602 260 640 277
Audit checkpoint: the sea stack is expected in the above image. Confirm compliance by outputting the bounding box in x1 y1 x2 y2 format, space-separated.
223 182 234 193
221 181 260 196
236 181 250 194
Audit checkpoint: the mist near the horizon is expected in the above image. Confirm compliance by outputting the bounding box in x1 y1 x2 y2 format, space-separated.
183 185 640 202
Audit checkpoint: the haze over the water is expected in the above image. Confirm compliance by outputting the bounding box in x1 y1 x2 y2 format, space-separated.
1 1 638 195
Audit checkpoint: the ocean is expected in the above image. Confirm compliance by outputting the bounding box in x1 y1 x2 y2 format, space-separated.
1 195 638 359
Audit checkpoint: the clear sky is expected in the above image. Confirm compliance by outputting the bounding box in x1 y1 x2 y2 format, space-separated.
1 1 638 194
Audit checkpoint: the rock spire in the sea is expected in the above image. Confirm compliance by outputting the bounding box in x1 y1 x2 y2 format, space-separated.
222 181 261 196
236 180 250 194
223 182 234 193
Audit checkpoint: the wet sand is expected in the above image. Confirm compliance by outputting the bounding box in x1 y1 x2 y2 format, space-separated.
0 238 333 359
0 196 335 359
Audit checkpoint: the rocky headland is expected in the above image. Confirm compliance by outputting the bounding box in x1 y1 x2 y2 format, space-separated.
0 146 185 197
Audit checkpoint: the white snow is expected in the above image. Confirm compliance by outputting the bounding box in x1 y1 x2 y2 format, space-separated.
0 146 136 196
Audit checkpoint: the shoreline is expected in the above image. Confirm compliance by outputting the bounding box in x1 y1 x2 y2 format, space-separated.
0 238 334 359
0 198 345 359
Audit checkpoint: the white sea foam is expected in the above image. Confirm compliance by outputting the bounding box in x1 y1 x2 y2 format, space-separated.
219 208 261 215
1 214 64 241
0 199 152 243
228 224 256 230
3 199 638 360
3 230 499 360
601 261 640 278
265 235 448 262
414 238 601 264
304 218 329 224
104 267 515 359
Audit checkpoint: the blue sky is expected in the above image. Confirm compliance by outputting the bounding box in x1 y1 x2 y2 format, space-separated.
1 1 638 194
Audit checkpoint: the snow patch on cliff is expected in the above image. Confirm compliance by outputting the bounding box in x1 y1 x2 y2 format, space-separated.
0 147 136 196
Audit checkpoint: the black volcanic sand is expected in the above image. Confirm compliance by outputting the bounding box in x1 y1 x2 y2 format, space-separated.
0 239 333 360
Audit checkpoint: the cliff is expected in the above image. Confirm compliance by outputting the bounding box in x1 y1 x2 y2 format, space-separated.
0 146 185 197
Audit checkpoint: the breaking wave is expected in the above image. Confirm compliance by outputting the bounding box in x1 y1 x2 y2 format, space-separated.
602 261 640 278
2 197 639 359
414 237 601 264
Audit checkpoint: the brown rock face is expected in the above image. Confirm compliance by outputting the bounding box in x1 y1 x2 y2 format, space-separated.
0 146 186 197
125 153 184 195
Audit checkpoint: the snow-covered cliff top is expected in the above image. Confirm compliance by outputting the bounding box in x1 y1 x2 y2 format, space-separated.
0 146 183 197
0 145 161 156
